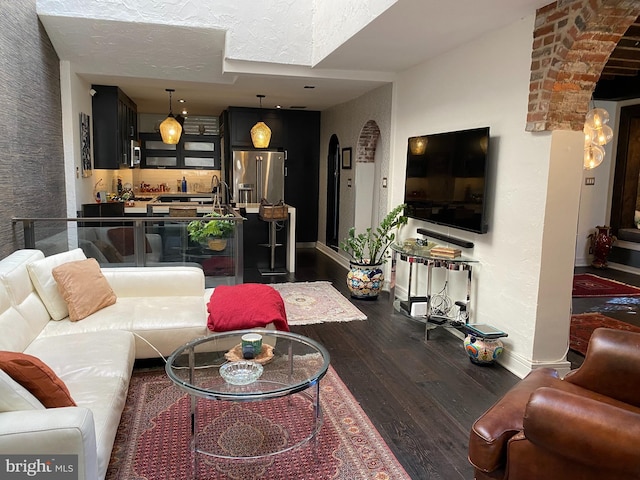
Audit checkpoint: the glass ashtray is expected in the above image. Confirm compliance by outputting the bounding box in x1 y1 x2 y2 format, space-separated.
219 361 264 385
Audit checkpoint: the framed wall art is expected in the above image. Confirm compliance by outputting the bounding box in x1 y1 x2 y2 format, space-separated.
80 112 92 177
341 147 352 169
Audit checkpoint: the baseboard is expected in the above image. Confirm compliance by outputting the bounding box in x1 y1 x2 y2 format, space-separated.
498 349 572 379
315 242 349 270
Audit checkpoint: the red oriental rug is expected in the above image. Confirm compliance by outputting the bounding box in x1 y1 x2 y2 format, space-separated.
570 313 640 355
572 274 640 297
106 362 410 480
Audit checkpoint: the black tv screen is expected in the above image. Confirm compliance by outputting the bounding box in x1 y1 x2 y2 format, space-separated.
404 127 490 234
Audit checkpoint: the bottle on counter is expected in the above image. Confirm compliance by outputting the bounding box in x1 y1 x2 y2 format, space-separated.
177 179 181 192
181 176 187 193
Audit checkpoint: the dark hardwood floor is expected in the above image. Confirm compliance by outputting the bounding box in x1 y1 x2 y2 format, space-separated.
240 248 520 480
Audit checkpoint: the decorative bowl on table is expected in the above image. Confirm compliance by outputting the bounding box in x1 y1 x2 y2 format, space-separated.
219 360 264 385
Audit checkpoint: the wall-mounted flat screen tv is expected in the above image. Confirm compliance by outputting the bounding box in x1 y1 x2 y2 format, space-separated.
404 126 490 234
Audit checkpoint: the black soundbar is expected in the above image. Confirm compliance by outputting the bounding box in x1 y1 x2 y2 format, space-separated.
416 228 474 249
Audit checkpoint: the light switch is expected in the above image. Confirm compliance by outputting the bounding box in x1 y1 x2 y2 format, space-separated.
347 179 352 188
585 177 595 185
382 177 388 188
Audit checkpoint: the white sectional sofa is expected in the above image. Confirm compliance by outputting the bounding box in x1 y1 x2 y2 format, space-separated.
0 249 212 480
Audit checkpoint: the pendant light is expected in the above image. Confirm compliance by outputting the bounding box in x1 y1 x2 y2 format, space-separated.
251 94 271 148
160 88 182 144
583 104 613 170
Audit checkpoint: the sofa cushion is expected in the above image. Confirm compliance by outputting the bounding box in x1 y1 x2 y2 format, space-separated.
207 284 289 332
0 351 76 408
52 258 116 322
26 248 87 320
0 369 45 412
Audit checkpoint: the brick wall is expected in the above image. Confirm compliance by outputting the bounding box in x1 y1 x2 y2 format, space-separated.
527 0 640 132
356 120 380 163
0 2 66 257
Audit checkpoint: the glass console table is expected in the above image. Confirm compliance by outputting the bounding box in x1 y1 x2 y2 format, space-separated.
389 243 478 340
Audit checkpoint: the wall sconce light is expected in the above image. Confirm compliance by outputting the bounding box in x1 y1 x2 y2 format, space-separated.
583 106 613 170
159 88 182 144
409 136 428 155
251 94 271 148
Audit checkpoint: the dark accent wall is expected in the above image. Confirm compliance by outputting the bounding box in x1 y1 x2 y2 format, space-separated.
0 2 66 257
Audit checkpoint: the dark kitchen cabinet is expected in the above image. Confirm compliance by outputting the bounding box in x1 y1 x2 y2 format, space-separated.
282 110 320 243
92 85 138 169
140 133 220 169
220 107 320 243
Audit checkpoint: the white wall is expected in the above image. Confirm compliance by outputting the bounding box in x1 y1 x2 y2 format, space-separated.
319 83 393 257
387 14 582 377
59 61 97 214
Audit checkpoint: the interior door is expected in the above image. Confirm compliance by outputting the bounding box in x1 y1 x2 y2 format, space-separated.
326 135 340 250
610 104 640 233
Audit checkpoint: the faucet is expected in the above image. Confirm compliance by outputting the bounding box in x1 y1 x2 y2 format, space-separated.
210 175 231 208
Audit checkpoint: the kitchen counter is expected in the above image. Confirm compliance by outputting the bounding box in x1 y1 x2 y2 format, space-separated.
122 201 296 272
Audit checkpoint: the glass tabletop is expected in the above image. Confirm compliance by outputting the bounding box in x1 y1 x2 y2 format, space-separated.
165 329 330 401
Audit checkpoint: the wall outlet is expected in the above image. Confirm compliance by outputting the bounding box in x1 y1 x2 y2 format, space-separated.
585 177 595 185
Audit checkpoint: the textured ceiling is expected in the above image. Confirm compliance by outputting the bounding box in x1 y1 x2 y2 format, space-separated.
38 0 559 115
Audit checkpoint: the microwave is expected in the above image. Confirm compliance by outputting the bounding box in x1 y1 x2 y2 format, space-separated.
130 140 141 168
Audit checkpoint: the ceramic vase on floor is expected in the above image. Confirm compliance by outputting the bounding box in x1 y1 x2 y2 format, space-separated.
589 225 616 269
347 262 383 299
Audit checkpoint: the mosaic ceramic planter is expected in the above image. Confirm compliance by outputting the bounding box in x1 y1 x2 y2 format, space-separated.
464 335 504 365
347 262 384 299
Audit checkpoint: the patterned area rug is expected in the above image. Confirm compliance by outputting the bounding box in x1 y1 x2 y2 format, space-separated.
572 274 640 297
570 313 640 355
106 362 410 480
268 281 366 325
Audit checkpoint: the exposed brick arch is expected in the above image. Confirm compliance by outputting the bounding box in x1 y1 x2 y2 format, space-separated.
356 120 380 163
527 0 640 132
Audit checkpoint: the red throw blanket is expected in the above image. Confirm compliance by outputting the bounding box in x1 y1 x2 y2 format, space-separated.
207 284 289 332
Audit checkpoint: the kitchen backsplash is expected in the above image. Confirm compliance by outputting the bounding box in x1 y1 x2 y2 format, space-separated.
92 168 221 197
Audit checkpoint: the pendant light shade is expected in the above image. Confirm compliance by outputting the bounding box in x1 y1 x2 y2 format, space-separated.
584 144 605 170
582 105 614 170
251 121 272 148
160 89 182 144
251 94 271 148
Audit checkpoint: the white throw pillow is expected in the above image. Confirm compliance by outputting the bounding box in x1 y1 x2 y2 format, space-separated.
0 369 45 412
26 248 87 320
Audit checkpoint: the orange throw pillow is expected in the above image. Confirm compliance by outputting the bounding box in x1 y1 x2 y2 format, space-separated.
52 258 117 321
0 351 75 408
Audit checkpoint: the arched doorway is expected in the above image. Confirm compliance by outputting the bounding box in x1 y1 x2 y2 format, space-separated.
326 134 340 250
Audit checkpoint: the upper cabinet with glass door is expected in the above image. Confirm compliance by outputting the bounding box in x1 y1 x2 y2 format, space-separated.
140 133 220 169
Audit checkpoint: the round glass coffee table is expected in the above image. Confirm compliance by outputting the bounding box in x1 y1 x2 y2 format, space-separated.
166 329 330 474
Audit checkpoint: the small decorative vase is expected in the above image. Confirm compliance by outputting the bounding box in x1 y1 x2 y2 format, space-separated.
588 225 616 269
347 262 384 299
206 237 227 251
464 335 504 365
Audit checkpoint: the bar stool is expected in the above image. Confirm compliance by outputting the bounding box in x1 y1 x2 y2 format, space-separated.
258 210 288 276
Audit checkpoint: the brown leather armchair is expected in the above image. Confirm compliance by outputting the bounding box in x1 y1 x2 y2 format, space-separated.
468 327 640 480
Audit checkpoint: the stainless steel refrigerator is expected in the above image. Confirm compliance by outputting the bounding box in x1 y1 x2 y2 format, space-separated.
231 150 285 204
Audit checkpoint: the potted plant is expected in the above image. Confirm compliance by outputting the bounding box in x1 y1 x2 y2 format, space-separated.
340 203 407 299
187 212 236 251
